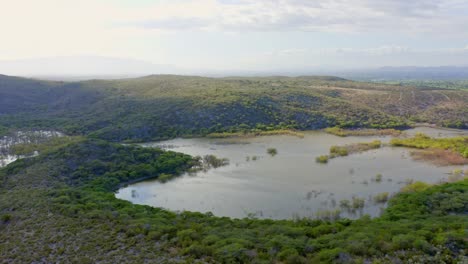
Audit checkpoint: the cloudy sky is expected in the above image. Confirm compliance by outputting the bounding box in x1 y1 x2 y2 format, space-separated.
1 0 468 74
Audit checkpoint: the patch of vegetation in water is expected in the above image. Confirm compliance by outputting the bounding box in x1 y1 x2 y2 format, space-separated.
325 127 402 137
373 192 390 203
0 138 467 263
373 173 383 183
208 129 305 139
267 147 278 156
391 133 468 165
315 155 329 164
199 154 229 169
316 140 382 163
447 169 468 182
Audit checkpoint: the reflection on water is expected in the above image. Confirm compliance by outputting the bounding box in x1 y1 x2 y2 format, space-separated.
116 127 468 220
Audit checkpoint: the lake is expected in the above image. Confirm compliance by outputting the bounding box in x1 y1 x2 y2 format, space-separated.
116 127 468 220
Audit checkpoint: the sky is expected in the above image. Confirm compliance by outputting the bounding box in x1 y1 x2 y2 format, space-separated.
1 0 468 75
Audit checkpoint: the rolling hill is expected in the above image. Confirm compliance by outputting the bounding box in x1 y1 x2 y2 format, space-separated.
0 74 467 141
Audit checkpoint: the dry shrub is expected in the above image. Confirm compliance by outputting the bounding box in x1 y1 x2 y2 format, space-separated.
410 148 468 166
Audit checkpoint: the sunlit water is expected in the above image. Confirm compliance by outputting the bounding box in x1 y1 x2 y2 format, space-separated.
116 127 468 220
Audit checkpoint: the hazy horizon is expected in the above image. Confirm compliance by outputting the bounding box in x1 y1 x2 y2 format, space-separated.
2 0 468 77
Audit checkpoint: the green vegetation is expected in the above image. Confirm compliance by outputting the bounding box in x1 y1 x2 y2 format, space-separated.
448 169 468 182
330 146 349 157
374 173 383 183
208 129 305 138
316 140 382 163
391 133 468 165
0 125 8 136
400 181 432 193
377 79 468 91
0 75 467 262
338 197 366 212
325 127 402 137
0 139 467 263
351 197 365 209
201 154 230 169
391 133 468 156
267 147 278 156
373 192 389 203
315 155 329 164
5 74 468 143
10 136 84 156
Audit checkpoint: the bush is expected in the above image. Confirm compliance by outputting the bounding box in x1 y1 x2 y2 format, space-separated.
157 173 173 183
392 234 416 250
317 248 347 263
330 146 349 157
267 148 278 156
374 174 383 182
1 214 12 223
401 181 431 193
278 248 299 261
373 192 389 203
316 155 329 163
352 197 365 209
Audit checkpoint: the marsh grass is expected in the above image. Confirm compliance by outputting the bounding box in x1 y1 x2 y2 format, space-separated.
316 155 329 163
391 133 468 165
373 174 383 182
317 140 382 163
410 149 468 166
325 127 402 137
267 148 278 156
208 129 305 139
373 192 389 203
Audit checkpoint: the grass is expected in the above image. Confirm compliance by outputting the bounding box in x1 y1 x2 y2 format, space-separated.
374 173 383 182
316 140 382 163
391 133 468 165
208 129 305 139
373 192 390 203
267 147 278 156
400 181 432 193
325 127 403 137
315 155 329 163
410 149 468 166
10 136 84 155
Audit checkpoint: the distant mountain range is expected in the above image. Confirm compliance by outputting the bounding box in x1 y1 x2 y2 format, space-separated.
0 56 467 80
332 66 468 81
0 56 179 80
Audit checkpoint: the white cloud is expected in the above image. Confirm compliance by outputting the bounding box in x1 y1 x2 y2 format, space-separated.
0 0 467 69
120 0 468 35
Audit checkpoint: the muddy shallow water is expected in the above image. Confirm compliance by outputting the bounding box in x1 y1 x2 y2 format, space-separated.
116 127 468 220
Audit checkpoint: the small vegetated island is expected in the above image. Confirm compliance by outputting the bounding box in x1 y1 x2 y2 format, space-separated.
316 140 382 163
0 75 467 263
390 133 468 166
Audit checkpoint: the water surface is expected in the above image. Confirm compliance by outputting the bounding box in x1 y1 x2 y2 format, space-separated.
116 127 468 219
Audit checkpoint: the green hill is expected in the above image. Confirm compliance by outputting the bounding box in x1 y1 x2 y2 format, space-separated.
1 74 467 141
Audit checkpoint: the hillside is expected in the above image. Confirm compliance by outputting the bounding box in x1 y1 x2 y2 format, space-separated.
1 74 467 141
1 139 466 263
